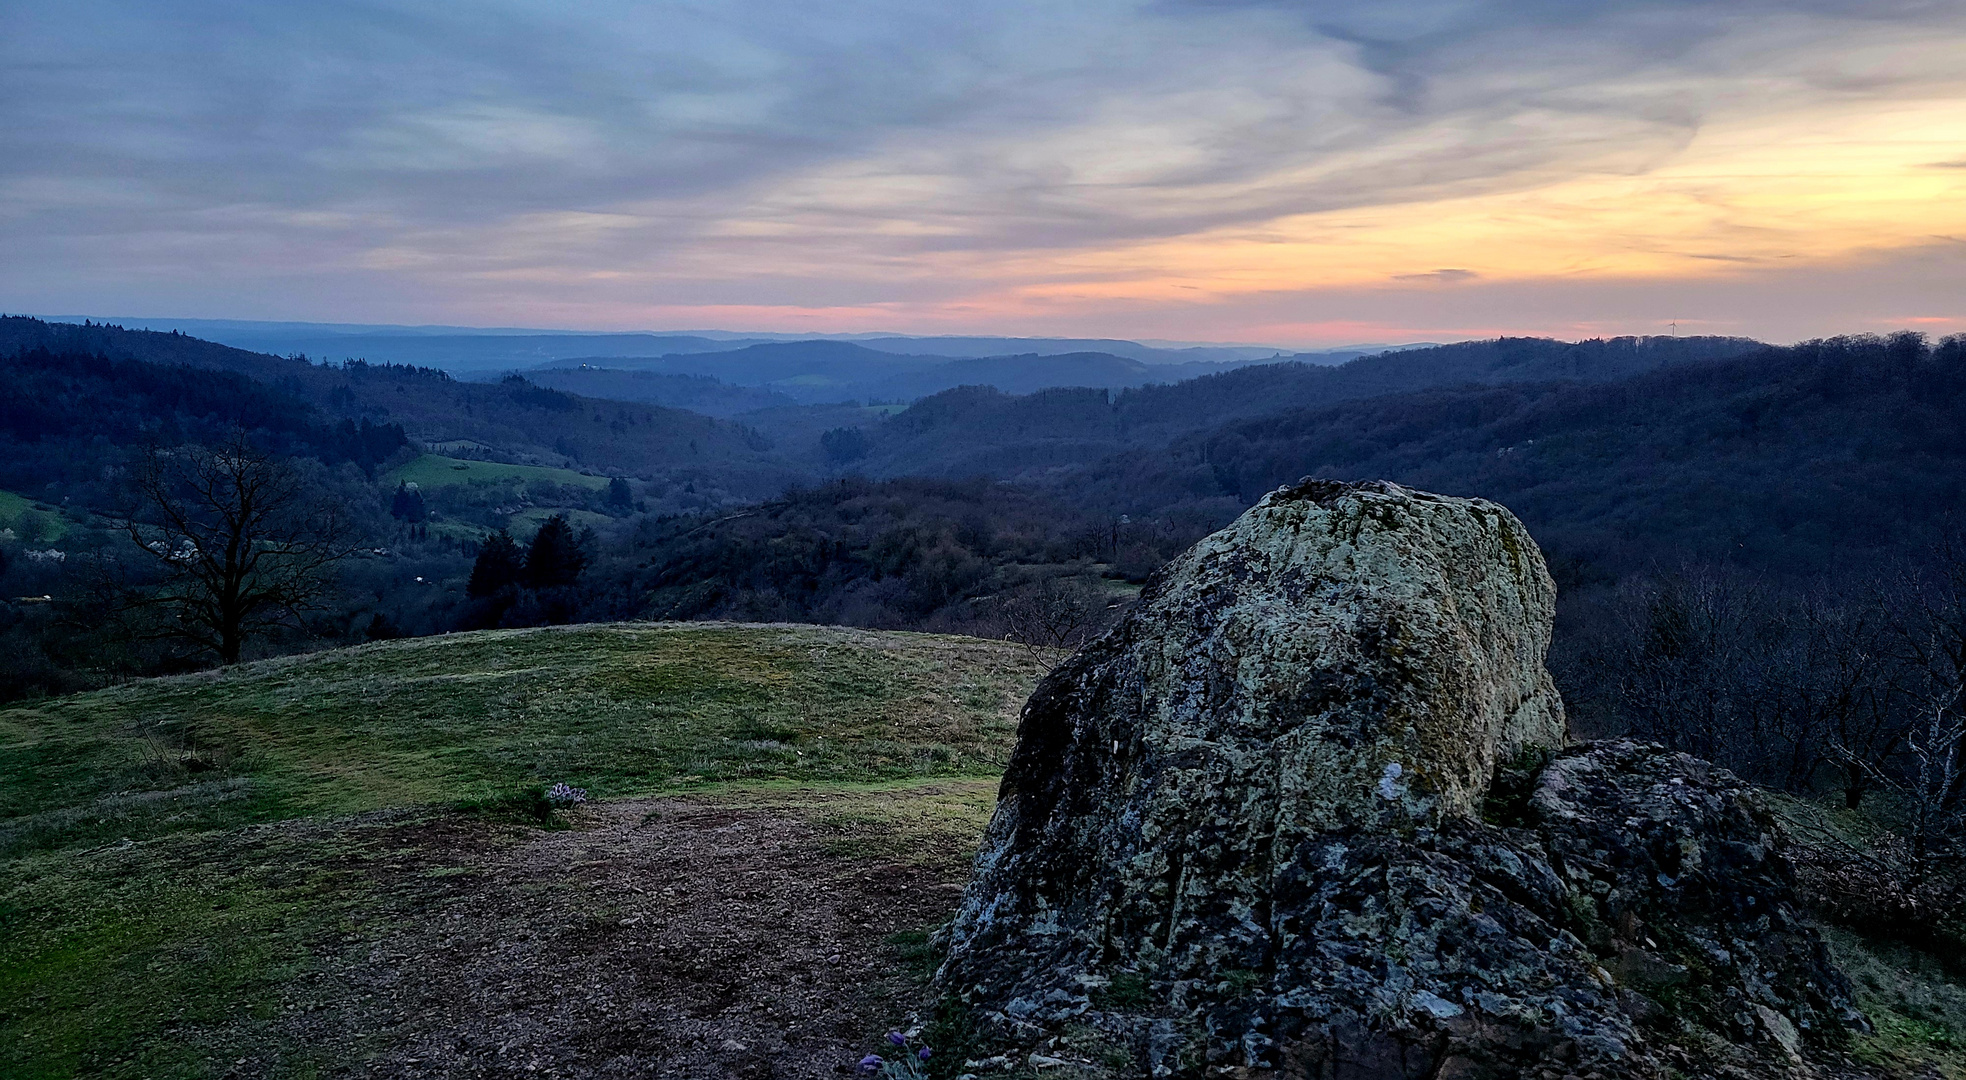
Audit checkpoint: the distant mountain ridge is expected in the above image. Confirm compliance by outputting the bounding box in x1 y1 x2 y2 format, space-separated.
48 316 1319 373
535 342 1273 404
844 335 1291 365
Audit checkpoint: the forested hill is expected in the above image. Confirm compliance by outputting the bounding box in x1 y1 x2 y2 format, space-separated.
0 346 407 503
1052 332 1966 580
615 332 1964 641
0 315 336 385
0 317 800 504
825 334 1763 479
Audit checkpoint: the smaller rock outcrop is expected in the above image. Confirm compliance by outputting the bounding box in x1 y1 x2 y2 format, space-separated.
935 480 1862 1078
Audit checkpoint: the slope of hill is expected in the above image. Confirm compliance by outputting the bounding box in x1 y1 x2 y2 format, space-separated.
4 616 1959 1078
0 317 800 504
616 333 1965 636
208 332 771 371
616 476 1143 632
0 344 409 506
521 368 801 416
1058 332 1966 579
867 350 1176 398
0 623 1047 1079
827 334 1766 479
537 340 942 398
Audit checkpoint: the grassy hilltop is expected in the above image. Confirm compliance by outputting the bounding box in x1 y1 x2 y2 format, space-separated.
5 621 1962 1079
0 624 1046 1079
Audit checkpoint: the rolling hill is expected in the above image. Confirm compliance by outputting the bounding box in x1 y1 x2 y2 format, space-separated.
1053 331 1966 579
0 317 801 508
811 334 1768 480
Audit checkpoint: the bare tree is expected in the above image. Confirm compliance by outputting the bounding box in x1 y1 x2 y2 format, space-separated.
1902 704 1966 873
1784 592 1903 807
1882 529 1966 869
999 577 1112 670
119 438 357 664
1608 566 1784 767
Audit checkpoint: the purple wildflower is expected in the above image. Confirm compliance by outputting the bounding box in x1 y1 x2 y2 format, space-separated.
857 1054 884 1074
919 1046 932 1062
888 1031 907 1047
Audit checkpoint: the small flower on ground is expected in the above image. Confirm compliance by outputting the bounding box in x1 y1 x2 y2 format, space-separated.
856 1034 932 1079
545 782 588 807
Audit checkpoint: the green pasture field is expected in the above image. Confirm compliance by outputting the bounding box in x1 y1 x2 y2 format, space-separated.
382 454 610 493
0 490 74 543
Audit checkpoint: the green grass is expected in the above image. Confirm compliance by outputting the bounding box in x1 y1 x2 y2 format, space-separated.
382 453 610 493
0 489 73 543
0 623 1042 1078
1 819 381 1079
1768 795 1966 1076
1825 925 1966 1078
0 622 1039 858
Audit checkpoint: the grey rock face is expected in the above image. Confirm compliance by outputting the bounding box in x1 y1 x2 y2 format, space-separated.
936 480 1860 1078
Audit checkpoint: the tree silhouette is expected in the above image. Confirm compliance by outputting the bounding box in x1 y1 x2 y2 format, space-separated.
121 437 355 664
523 516 588 589
467 530 524 598
605 476 633 511
821 426 868 464
390 482 426 521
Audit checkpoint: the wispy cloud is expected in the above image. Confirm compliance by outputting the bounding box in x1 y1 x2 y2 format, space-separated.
1394 269 1479 284
3 0 1965 341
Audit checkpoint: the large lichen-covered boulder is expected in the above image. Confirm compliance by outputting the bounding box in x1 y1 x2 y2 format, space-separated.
935 480 1861 1078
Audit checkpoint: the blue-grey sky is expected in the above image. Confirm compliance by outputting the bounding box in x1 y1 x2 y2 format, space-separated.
6 0 1966 344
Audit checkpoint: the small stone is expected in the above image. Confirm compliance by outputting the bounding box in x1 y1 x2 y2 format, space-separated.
1754 1004 1804 1063
718 1039 747 1052
1412 990 1464 1019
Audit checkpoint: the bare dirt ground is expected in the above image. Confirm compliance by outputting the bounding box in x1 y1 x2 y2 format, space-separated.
254 783 993 1079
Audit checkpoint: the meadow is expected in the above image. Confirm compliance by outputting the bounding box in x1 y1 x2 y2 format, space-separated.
381 454 611 494
0 490 73 544
0 624 1045 1079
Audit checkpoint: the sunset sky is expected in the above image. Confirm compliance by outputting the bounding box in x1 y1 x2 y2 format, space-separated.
7 0 1966 346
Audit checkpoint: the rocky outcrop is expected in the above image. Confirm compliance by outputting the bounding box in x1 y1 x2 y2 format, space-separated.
935 480 1862 1078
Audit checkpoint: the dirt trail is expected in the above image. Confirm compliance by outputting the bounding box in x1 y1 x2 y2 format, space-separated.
269 788 986 1079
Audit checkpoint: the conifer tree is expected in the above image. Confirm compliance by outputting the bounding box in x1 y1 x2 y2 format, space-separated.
389 482 426 521
467 530 524 598
523 515 588 589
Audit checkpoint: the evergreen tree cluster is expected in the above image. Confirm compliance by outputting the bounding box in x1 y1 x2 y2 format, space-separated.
605 476 633 512
465 516 592 602
389 482 427 521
